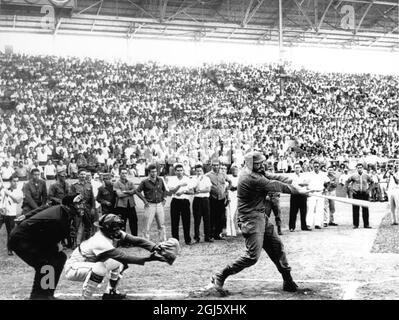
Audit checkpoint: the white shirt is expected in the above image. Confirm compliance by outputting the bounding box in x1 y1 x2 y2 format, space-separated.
168 176 191 200
37 150 48 162
97 153 106 164
110 168 120 180
44 164 57 177
1 166 15 180
0 187 23 216
370 174 379 184
228 175 239 197
306 171 329 192
229 175 238 189
125 147 135 159
101 147 109 159
137 163 146 176
339 173 350 185
192 175 212 198
92 180 103 209
277 159 288 171
30 165 43 174
378 173 387 183
66 231 116 265
183 164 191 176
291 172 307 188
348 159 357 170
107 157 115 167
57 164 67 173
387 172 399 191
234 150 244 166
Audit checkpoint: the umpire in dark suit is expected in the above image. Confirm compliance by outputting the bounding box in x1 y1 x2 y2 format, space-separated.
9 195 81 300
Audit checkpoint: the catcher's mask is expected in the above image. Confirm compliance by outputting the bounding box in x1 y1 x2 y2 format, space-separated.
94 214 124 239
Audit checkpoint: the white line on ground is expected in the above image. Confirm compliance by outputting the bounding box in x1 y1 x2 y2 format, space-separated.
228 278 350 284
342 282 361 300
228 277 399 300
361 277 399 285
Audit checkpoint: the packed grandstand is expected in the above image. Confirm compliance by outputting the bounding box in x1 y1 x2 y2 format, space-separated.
0 52 399 179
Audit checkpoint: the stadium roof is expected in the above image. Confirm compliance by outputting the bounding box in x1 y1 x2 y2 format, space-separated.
0 0 398 51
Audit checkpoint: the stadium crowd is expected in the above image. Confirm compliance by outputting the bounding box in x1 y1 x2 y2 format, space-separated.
1 53 399 179
1 53 399 255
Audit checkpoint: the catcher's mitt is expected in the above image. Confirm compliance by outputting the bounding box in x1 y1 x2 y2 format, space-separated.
154 238 181 265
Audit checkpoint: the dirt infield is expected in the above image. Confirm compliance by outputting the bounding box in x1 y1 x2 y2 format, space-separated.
372 210 399 254
1 191 399 300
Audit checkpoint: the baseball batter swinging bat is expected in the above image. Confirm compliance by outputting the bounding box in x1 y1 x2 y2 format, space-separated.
309 193 370 208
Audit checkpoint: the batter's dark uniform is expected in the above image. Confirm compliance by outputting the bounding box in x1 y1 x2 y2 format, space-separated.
9 205 74 299
265 192 282 230
214 168 300 283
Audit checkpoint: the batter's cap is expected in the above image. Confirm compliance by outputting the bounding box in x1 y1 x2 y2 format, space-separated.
244 151 266 171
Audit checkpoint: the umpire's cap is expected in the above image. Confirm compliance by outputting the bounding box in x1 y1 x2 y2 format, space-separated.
244 151 266 171
62 194 82 206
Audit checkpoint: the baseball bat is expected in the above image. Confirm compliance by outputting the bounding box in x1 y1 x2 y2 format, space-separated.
309 193 370 208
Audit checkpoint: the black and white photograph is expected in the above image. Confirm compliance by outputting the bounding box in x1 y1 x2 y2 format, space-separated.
0 0 399 308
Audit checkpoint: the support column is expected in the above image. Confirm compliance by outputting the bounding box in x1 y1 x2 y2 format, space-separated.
278 0 283 59
278 0 284 95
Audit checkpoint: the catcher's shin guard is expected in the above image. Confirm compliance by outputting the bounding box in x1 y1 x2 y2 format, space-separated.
106 263 126 293
82 271 104 300
103 266 127 300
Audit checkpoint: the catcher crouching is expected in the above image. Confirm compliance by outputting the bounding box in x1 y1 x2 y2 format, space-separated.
64 214 180 300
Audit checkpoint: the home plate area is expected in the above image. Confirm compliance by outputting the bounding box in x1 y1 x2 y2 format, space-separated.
56 277 399 300
54 279 344 300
